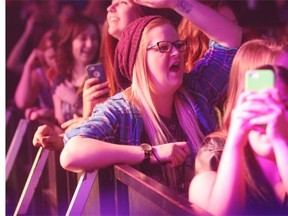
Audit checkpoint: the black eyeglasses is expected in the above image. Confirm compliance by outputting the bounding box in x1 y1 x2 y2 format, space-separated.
147 40 188 53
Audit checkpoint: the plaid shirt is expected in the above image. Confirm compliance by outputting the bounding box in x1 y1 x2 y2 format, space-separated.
64 41 237 145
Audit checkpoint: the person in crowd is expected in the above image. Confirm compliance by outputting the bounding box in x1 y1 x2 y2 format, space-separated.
60 0 241 196
14 29 58 124
52 14 105 125
33 0 182 151
189 39 288 215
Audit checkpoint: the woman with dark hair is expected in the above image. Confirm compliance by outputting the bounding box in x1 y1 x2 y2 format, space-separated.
52 14 103 124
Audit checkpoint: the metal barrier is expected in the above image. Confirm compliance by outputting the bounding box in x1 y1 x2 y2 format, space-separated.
14 148 50 215
8 120 204 216
6 119 29 181
66 165 200 216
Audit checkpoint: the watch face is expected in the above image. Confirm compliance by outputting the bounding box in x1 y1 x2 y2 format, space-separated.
141 144 152 151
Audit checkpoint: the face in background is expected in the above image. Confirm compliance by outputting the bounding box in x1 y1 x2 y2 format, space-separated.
43 45 56 68
72 24 99 66
58 4 76 26
248 68 288 159
146 23 185 96
107 0 140 39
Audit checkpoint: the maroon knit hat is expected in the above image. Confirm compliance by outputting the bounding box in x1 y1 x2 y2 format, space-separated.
114 15 162 90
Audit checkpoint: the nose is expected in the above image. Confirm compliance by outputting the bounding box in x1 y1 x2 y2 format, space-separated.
107 1 117 13
86 38 93 48
170 45 180 56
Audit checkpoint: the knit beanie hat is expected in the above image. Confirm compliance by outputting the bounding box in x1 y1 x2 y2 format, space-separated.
114 15 162 90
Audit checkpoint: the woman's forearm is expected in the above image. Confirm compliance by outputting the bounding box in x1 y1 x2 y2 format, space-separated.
60 136 145 173
174 0 242 48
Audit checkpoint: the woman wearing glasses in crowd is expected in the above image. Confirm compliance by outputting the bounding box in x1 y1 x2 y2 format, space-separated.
60 0 241 196
32 0 181 150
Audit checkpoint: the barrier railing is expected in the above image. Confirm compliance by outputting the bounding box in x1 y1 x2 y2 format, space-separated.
8 119 204 215
14 148 50 215
6 119 29 181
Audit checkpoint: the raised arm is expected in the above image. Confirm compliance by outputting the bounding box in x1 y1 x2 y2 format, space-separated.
14 49 42 109
7 14 37 74
134 0 242 48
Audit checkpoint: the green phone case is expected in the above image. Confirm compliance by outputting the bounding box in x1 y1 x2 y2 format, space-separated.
245 69 275 92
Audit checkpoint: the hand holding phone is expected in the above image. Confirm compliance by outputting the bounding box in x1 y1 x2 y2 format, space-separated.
245 69 275 92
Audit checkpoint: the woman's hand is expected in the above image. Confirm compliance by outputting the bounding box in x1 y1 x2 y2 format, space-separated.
82 78 110 118
23 48 43 71
151 141 190 167
25 107 55 124
33 124 64 151
61 114 87 132
227 91 273 149
250 90 288 143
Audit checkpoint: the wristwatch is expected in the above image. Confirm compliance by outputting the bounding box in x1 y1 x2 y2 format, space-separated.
139 143 153 161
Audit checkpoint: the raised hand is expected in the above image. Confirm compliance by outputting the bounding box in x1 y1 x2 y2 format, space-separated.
61 114 87 132
82 78 110 118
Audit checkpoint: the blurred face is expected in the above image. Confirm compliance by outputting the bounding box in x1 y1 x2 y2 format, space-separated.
43 47 56 68
248 80 288 159
58 4 75 26
107 0 140 39
72 24 99 65
146 23 185 96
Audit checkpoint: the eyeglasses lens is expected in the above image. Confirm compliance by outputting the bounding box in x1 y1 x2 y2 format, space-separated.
158 41 187 53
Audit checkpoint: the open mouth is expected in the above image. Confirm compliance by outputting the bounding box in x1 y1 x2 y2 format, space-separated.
169 62 180 72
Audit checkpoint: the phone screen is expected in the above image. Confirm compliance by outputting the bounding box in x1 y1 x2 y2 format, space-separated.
245 69 275 92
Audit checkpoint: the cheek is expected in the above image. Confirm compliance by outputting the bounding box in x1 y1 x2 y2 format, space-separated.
124 9 139 26
146 54 167 78
72 40 82 56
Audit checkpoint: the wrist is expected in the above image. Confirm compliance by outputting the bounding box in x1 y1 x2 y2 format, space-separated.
139 143 153 162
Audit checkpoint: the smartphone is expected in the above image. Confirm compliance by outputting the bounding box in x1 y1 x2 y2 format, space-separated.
86 63 107 83
245 69 275 92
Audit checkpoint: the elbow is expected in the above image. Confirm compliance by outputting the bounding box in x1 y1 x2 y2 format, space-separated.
228 25 243 48
60 139 84 173
233 26 243 48
14 98 28 110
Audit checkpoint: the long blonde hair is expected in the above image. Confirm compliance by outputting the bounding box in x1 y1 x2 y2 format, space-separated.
206 39 285 207
130 17 204 153
221 39 284 135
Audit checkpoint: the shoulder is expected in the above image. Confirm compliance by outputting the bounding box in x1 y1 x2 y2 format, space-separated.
189 170 217 211
195 137 225 174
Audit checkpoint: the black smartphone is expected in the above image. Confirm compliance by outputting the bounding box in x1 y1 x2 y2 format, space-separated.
86 63 107 83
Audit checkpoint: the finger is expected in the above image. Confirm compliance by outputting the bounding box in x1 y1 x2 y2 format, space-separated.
84 78 101 89
88 88 110 100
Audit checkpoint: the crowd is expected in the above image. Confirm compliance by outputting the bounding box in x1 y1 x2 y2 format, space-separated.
6 0 288 215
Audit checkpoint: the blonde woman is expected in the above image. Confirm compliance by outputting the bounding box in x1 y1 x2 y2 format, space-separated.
60 0 241 196
189 39 288 215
